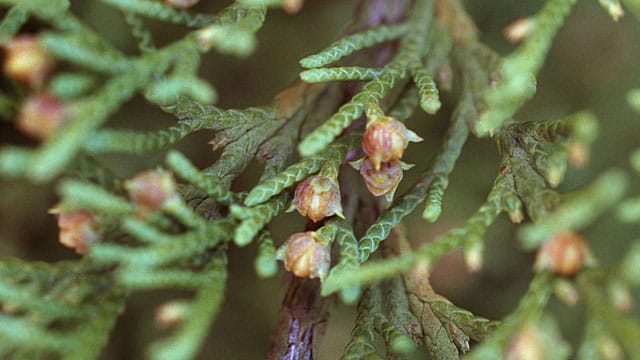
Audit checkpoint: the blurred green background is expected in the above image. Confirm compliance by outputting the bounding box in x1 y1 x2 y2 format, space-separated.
0 1 639 358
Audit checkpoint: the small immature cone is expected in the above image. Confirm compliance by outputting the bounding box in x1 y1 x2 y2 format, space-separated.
568 141 589 168
596 335 624 360
502 191 524 223
553 278 580 306
3 34 54 87
505 326 543 360
155 301 188 329
16 92 68 140
362 116 422 170
278 231 330 279
600 1 624 22
535 231 588 276
164 0 199 9
437 64 453 92
125 170 178 210
353 157 411 201
283 0 304 14
290 175 344 222
608 281 633 313
504 17 534 44
463 237 483 273
52 209 101 254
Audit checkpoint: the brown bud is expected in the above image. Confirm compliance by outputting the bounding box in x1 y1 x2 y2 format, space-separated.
16 92 68 140
51 209 101 254
164 0 199 9
3 34 54 87
362 116 422 170
289 175 344 222
535 231 588 276
279 231 330 279
125 170 178 210
352 157 412 201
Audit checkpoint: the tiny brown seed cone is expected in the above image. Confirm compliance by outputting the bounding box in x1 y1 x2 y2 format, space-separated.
535 231 588 276
362 116 418 170
16 92 68 140
505 326 543 360
291 175 343 222
280 232 330 279
125 170 178 210
357 157 405 200
3 34 54 87
53 209 101 254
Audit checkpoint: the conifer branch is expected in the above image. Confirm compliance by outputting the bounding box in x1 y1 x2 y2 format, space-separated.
465 273 552 359
0 6 27 44
518 169 628 248
149 249 228 360
299 66 384 83
477 0 578 135
101 0 216 28
1 0 639 358
167 150 240 205
297 0 434 157
299 23 410 69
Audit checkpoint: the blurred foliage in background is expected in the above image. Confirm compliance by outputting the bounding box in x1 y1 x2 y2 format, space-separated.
0 0 639 359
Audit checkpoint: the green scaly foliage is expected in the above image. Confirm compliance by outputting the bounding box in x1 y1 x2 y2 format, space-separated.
0 0 639 358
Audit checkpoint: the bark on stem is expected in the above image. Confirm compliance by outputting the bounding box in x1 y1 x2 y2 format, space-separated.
267 277 329 360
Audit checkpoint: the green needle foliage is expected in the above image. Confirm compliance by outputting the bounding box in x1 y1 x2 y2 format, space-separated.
0 0 639 359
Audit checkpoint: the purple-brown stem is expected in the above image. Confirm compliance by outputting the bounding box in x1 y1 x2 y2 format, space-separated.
267 277 329 360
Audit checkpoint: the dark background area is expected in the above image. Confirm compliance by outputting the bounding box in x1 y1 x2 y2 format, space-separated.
0 1 639 358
